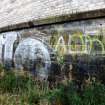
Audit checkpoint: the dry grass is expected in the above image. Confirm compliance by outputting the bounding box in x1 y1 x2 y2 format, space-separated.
0 68 51 105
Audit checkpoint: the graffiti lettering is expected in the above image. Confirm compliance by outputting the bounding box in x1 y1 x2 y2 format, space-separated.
52 34 105 55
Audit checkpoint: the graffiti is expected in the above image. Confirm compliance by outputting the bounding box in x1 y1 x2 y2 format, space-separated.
0 31 104 65
0 28 105 80
0 32 20 67
0 32 53 79
51 34 105 55
14 38 51 79
55 36 67 56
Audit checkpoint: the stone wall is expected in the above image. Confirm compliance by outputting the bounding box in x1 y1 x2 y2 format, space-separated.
0 0 105 29
1 18 105 56
0 17 105 76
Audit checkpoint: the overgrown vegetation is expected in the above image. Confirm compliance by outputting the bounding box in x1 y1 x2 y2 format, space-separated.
47 82 105 105
0 64 105 105
0 64 50 105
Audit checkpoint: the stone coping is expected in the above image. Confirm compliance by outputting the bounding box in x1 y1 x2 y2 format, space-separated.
0 8 105 33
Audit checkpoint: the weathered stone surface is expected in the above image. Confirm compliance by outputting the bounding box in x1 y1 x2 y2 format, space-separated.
0 0 105 31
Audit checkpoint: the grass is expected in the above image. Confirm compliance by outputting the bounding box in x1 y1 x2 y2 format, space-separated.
0 68 51 105
46 82 105 105
0 65 105 105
